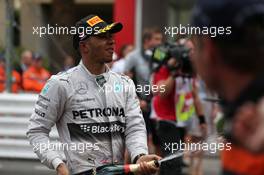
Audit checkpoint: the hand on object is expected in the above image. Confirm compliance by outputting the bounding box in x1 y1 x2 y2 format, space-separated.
56 163 69 175
136 154 161 175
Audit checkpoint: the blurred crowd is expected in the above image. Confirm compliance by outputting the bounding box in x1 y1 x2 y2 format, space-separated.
0 51 75 93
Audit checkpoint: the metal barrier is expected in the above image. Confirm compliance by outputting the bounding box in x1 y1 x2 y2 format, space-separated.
0 93 36 117
0 117 59 139
0 93 60 160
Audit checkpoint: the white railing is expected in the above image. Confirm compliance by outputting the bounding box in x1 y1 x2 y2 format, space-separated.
0 93 60 160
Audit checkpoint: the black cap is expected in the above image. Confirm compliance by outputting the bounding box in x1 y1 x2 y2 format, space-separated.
73 14 123 49
191 0 264 28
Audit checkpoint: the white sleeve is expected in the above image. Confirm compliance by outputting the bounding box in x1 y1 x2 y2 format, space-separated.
26 76 66 169
125 79 148 162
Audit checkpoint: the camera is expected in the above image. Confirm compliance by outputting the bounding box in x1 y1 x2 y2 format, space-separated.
150 42 193 76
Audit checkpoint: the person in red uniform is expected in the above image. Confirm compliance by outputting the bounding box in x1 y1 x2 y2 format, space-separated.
152 65 176 120
0 54 21 93
150 39 207 175
22 53 50 93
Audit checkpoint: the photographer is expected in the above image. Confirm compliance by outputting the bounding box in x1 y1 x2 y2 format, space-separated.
150 39 206 175
176 39 207 175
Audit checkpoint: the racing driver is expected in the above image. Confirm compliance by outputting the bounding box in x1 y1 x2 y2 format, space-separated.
27 15 160 175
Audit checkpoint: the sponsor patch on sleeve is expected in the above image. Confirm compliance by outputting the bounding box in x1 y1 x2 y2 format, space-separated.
41 83 50 95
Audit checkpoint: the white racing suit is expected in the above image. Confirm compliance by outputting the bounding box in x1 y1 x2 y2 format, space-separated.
26 61 148 174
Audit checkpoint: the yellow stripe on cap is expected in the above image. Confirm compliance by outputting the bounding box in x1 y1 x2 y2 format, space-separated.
95 23 115 34
87 16 104 27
